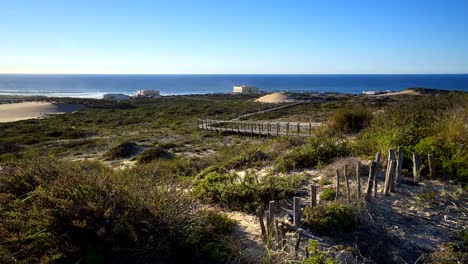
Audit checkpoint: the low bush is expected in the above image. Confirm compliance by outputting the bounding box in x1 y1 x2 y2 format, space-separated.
193 171 304 212
319 188 336 201
275 136 350 172
302 240 338 264
303 203 358 235
327 107 372 134
103 141 139 160
136 147 173 163
426 230 467 263
0 157 237 263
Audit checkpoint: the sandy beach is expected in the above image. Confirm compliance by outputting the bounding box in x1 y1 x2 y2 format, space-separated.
0 102 84 123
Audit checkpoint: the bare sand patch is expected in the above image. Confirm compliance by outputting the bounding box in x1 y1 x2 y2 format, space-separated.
0 101 85 123
255 92 296 103
372 89 422 97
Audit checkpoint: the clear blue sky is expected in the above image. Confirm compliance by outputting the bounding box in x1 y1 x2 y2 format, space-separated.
1 0 467 74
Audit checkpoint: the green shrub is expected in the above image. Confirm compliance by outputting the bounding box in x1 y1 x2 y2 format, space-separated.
103 141 139 160
193 171 304 212
328 107 372 134
275 136 350 172
319 188 336 201
303 203 358 235
137 147 173 163
0 157 237 263
302 240 338 264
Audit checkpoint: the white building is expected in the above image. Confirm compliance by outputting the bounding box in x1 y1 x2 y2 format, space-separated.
134 90 160 98
103 93 130 100
233 85 259 94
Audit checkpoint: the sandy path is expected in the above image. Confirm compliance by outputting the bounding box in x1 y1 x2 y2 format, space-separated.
0 101 84 122
256 92 297 103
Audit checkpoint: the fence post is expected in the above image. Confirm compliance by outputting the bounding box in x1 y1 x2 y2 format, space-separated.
356 162 361 200
310 184 317 207
366 161 377 200
250 122 254 136
286 122 289 136
293 197 301 227
428 154 436 179
373 156 380 198
395 146 403 187
268 201 275 234
383 159 396 196
344 165 350 202
257 206 266 242
413 152 421 183
308 122 312 137
297 122 300 136
276 122 279 136
335 169 340 200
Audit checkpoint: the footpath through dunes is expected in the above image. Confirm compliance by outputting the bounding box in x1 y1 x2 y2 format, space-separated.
0 101 85 123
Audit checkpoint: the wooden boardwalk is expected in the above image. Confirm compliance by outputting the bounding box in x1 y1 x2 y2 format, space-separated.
197 119 321 137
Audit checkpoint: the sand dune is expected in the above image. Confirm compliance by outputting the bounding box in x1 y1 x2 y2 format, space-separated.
0 102 84 123
372 89 422 97
255 92 296 103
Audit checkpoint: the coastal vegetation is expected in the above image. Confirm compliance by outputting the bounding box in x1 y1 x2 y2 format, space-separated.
0 89 467 263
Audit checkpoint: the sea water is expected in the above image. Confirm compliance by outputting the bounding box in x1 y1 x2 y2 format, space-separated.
0 74 467 98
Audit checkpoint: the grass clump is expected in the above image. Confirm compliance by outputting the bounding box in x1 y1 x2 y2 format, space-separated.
327 107 372 134
319 188 337 201
426 230 467 263
103 141 139 159
275 136 350 172
193 171 304 212
302 240 338 264
0 157 237 263
303 203 358 235
136 146 173 163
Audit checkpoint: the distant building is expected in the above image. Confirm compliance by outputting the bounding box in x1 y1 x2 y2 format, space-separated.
103 93 130 100
233 85 259 94
135 90 160 98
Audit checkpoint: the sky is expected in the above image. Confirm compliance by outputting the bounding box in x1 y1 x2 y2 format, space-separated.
1 0 467 74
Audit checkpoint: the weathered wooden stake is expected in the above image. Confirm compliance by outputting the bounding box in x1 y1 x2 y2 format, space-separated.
308 122 312 137
428 154 436 179
268 201 275 234
297 122 300 136
413 152 421 183
395 146 403 187
286 122 289 136
366 161 377 200
310 184 317 207
335 169 340 200
257 206 266 242
373 156 380 197
388 148 396 161
293 197 301 227
344 165 351 202
356 162 361 200
276 122 280 136
375 152 381 163
383 159 396 196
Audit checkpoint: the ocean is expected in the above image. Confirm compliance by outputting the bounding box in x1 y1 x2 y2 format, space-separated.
0 74 467 98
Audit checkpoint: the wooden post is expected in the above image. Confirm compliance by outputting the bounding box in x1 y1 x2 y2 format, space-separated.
308 122 312 137
366 161 377 200
344 165 351 202
335 169 340 200
237 121 240 133
375 152 381 163
257 206 266 242
383 159 396 196
268 201 275 234
267 122 271 136
395 146 403 187
373 159 380 197
413 152 421 183
388 148 396 161
276 122 279 136
310 184 317 207
293 197 301 227
428 154 436 179
286 122 289 136
250 122 254 136
297 122 300 136
356 162 361 200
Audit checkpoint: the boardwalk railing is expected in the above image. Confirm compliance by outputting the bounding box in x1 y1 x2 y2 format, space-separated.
197 119 321 137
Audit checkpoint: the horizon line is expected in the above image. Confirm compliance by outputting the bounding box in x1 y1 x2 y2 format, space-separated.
1 72 468 75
